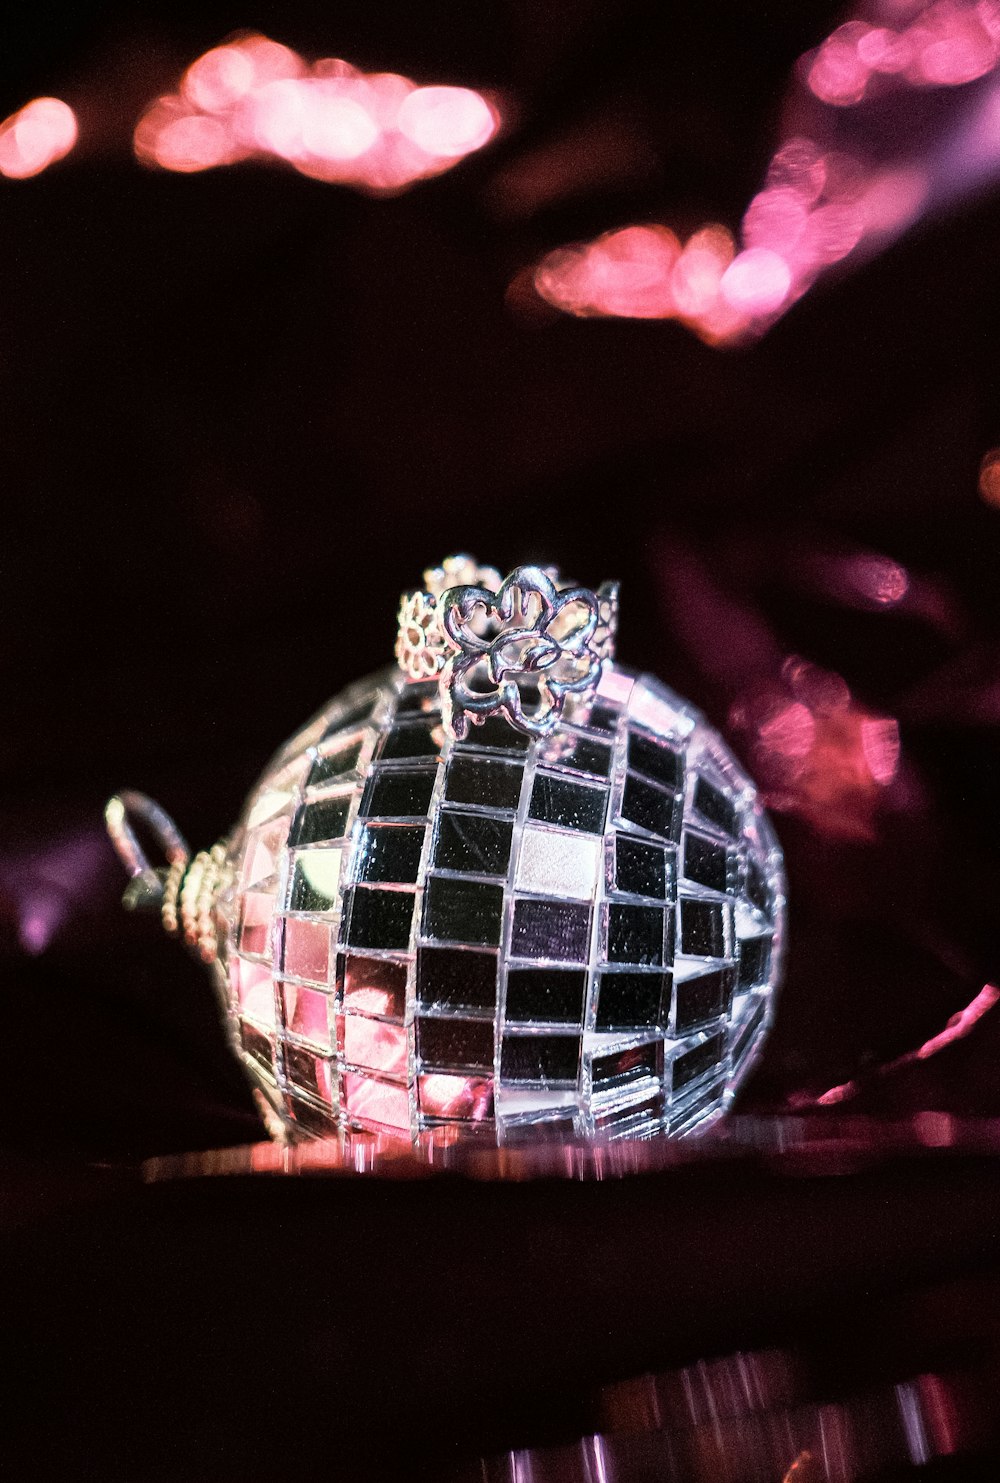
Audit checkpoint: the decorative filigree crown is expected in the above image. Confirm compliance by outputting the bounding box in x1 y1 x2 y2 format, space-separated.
395 556 619 739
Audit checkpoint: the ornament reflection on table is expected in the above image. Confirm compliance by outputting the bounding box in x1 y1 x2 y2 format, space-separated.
106 558 786 1144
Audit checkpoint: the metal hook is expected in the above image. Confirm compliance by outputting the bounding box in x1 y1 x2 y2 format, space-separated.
105 791 191 912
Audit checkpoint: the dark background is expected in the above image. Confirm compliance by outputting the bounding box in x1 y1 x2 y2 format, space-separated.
4 3 1000 1477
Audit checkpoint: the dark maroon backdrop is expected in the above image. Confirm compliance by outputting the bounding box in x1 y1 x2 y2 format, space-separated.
4 3 1000 1478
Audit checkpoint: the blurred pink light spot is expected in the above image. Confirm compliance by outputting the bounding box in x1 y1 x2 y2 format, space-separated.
357 70 416 122
914 1110 956 1146
0 97 77 180
982 0 1000 45
183 44 258 111
720 247 792 315
534 225 680 319
758 702 816 760
742 187 810 253
859 166 929 236
978 447 1000 505
669 229 730 314
814 986 1000 1111
250 78 380 164
136 108 238 172
857 25 914 71
247 78 308 157
397 86 497 157
183 35 304 112
796 199 864 266
807 32 872 106
766 137 827 201
916 21 997 85
526 2 1000 338
532 221 747 341
136 34 499 191
816 1078 858 1106
734 664 901 838
302 90 379 161
19 897 65 954
853 554 910 604
861 716 901 782
21 916 50 954
784 657 852 713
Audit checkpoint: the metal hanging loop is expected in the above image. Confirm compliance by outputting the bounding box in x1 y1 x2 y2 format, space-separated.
105 790 191 877
105 790 191 914
105 791 228 963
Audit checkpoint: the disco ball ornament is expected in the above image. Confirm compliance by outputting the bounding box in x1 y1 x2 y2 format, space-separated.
107 558 786 1144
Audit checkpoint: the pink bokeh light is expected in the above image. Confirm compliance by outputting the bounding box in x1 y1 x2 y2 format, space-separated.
719 247 793 315
533 225 680 320
396 86 497 157
807 25 874 106
134 33 500 193
848 554 910 605
731 656 902 839
18 895 67 955
978 447 1000 504
804 3 1000 104
534 223 746 342
0 97 77 180
757 702 817 761
798 549 912 610
531 1 1000 340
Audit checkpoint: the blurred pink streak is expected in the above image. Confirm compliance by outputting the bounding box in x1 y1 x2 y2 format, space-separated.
0 97 77 179
815 984 1000 1105
533 1 1000 341
135 32 499 192
915 983 1000 1058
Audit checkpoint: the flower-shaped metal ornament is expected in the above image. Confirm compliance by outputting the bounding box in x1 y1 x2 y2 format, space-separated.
439 565 613 739
394 591 445 681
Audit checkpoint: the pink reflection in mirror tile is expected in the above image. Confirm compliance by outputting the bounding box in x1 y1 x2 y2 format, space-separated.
282 917 331 983
344 1073 410 1129
241 816 290 888
419 1072 494 1120
239 890 275 956
279 983 333 1047
341 953 408 1018
342 1014 408 1075
284 1043 336 1105
232 959 276 1027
